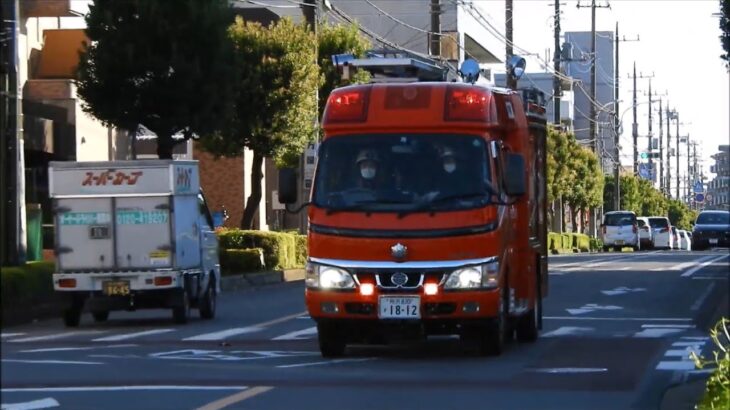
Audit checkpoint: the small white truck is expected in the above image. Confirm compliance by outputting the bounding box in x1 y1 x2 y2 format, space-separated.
49 160 220 326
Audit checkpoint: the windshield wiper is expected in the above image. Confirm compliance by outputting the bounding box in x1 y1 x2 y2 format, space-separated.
323 199 412 216
397 192 490 218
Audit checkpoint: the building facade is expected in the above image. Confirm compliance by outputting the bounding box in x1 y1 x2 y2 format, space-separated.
707 145 730 210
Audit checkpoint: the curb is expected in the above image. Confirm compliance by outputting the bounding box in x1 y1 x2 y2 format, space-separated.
220 269 305 292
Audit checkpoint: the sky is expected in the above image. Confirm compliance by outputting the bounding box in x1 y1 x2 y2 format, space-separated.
483 0 729 179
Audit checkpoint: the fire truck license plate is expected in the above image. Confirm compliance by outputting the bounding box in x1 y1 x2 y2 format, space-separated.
103 281 130 296
379 296 420 319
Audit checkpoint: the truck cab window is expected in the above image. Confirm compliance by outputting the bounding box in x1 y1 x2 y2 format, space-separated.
198 192 214 228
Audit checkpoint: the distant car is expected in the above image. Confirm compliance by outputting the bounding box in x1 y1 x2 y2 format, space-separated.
678 230 692 250
648 216 672 250
601 211 639 251
671 226 680 250
692 210 730 250
637 217 653 249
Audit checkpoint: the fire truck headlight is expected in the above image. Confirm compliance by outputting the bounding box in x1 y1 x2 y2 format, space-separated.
444 259 499 290
318 266 355 289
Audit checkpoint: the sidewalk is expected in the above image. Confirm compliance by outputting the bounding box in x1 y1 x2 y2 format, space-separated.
220 268 304 291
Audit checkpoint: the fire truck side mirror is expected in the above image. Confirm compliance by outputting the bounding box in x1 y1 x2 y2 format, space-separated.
278 168 298 204
504 153 526 197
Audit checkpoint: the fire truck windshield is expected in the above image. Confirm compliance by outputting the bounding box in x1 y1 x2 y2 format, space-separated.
312 134 493 213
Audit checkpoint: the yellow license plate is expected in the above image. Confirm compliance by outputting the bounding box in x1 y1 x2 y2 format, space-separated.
103 281 130 296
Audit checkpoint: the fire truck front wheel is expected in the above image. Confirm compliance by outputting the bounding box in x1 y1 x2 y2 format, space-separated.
317 323 346 358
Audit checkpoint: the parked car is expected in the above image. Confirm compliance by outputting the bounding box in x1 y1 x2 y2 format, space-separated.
678 230 692 250
648 216 672 249
637 217 653 249
601 211 639 251
671 226 680 250
692 210 730 250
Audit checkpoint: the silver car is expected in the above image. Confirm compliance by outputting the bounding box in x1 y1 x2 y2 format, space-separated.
601 211 639 251
648 216 673 249
637 217 653 249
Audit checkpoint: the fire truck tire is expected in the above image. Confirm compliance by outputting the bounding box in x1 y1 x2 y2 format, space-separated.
92 311 110 322
317 323 346 358
470 285 509 356
516 284 540 343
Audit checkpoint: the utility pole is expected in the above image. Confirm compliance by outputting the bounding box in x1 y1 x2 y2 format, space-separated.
577 0 610 153
613 22 619 210
430 0 441 57
688 138 695 206
629 67 654 177
676 114 681 199
505 0 516 89
647 80 653 185
553 0 562 125
300 0 318 233
666 106 673 198
658 98 664 194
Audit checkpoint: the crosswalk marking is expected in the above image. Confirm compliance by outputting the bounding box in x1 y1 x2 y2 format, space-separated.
272 326 317 341
542 326 594 337
9 331 106 343
92 329 175 342
183 327 262 341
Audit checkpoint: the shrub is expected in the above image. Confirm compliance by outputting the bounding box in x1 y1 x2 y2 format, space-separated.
219 248 265 275
692 318 729 410
217 229 306 270
1 261 55 311
589 237 603 251
561 233 572 250
295 234 308 267
571 233 591 252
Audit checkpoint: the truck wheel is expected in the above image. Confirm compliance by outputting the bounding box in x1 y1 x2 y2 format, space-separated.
199 279 216 320
63 297 84 327
317 323 346 358
172 288 191 324
470 284 509 356
92 311 110 323
516 276 541 343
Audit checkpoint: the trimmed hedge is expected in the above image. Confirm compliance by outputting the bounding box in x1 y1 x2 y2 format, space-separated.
219 248 265 276
548 232 597 253
217 229 307 271
1 261 55 311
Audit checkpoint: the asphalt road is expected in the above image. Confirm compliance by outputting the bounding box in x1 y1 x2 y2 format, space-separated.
2 249 728 410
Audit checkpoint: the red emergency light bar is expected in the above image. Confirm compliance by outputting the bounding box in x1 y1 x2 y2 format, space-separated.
444 85 496 123
323 88 371 123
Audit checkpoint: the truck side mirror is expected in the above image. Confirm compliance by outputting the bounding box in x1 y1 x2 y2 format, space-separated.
504 153 526 197
278 168 298 204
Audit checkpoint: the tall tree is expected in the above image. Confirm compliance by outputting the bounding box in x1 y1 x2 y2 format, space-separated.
721 0 730 64
317 22 371 119
76 0 237 159
200 18 318 229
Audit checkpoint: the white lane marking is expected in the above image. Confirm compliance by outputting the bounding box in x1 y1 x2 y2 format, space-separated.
690 283 717 311
9 331 106 343
0 333 26 339
183 327 261 342
531 367 608 374
1 386 249 393
277 358 373 369
566 304 623 315
92 329 175 342
0 397 60 410
20 344 136 353
664 348 700 357
650 268 666 271
195 386 273 410
272 326 318 341
545 316 692 322
601 287 646 296
1 359 103 365
681 254 729 277
656 361 696 371
641 324 695 329
672 341 706 347
633 328 686 338
549 271 566 276
617 267 631 271
692 276 728 280
542 326 594 337
296 316 311 320
148 349 318 361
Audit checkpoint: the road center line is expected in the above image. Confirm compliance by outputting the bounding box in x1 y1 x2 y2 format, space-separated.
277 358 373 369
93 329 175 342
544 316 693 322
681 254 729 277
195 386 273 410
1 386 250 393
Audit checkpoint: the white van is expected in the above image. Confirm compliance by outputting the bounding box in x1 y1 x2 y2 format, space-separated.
601 211 639 251
636 217 653 249
49 160 220 326
648 216 672 249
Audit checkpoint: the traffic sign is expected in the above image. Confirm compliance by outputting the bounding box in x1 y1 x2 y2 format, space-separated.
693 181 703 193
695 193 705 203
640 152 648 159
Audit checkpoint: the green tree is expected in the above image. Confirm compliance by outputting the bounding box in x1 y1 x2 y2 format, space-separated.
603 174 642 214
76 0 236 159
668 199 697 230
720 0 730 64
200 18 318 229
547 127 572 229
317 22 371 119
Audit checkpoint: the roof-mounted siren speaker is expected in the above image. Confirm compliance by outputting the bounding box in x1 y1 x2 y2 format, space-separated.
507 55 526 83
458 59 480 84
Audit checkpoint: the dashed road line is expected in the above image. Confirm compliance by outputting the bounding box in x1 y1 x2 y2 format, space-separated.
195 386 273 410
690 283 716 311
9 331 106 343
1 359 103 365
681 254 729 277
276 358 373 369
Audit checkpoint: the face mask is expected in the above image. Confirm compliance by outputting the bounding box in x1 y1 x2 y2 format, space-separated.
361 166 376 179
444 160 456 173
